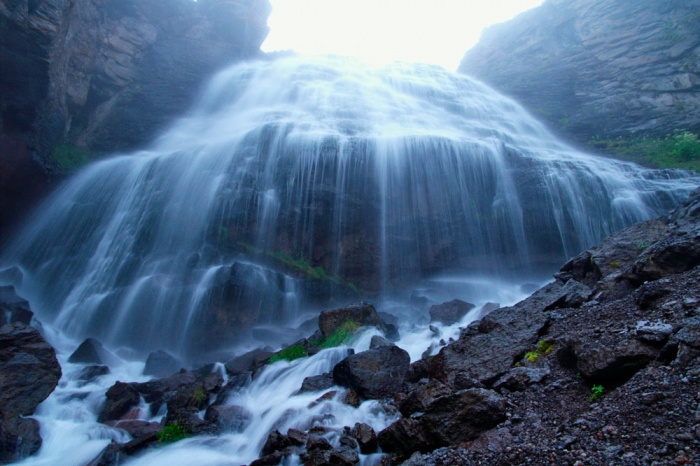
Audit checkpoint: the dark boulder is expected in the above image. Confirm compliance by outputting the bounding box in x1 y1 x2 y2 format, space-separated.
429 299 475 325
493 366 550 392
77 365 111 385
319 303 395 341
397 380 452 417
378 418 432 456
369 335 393 349
0 323 61 416
421 388 507 447
204 404 251 433
98 382 141 423
143 350 182 378
351 422 378 454
332 345 410 399
109 420 162 439
261 430 293 456
0 286 33 325
68 338 116 366
225 348 274 376
0 413 42 464
574 339 659 384
299 373 335 393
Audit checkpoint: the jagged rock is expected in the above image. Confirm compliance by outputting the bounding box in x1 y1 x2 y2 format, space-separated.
108 420 161 439
143 350 182 378
397 380 452 417
0 323 61 417
301 435 358 466
85 441 124 466
0 413 43 464
287 428 308 446
332 345 410 399
261 430 293 456
225 348 274 376
459 0 700 144
351 422 378 454
0 286 33 325
163 410 214 436
430 298 550 386
318 303 395 341
574 339 659 384
299 373 335 393
378 418 432 456
672 317 700 348
98 382 140 423
77 365 111 385
250 451 288 466
131 370 198 414
493 366 550 392
204 404 251 432
429 299 475 325
369 335 393 349
68 338 116 365
635 320 674 345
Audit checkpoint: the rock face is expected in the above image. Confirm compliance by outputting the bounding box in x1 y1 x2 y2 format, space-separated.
0 322 61 463
459 0 700 143
0 0 271 234
332 345 410 399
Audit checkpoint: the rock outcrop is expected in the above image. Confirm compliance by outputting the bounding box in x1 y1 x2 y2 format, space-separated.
0 322 61 463
459 0 700 144
0 0 271 234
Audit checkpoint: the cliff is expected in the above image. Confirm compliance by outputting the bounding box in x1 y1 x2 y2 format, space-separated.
459 0 700 145
0 0 271 235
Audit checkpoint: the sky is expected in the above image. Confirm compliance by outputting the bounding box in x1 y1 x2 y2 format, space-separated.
261 0 545 71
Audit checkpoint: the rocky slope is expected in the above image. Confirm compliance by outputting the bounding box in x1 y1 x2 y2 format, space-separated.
459 0 700 144
0 0 271 235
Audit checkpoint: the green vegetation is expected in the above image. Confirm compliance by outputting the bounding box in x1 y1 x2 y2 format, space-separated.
318 320 361 349
236 241 360 293
589 384 605 402
520 339 556 365
268 344 308 364
609 261 621 268
189 388 207 406
157 423 188 443
52 143 90 170
588 131 700 172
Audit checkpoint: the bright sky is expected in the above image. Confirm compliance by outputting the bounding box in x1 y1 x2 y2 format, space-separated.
262 0 544 71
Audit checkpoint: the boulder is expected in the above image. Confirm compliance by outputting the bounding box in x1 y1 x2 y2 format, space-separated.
68 338 116 366
351 422 378 454
261 430 293 457
77 365 111 385
143 350 182 378
0 286 33 325
0 413 42 464
0 323 61 416
109 420 162 439
378 418 432 456
332 345 410 399
369 335 393 349
98 382 141 423
204 404 251 432
225 348 274 376
318 303 395 341
493 366 550 392
429 299 475 325
574 339 659 384
299 373 335 393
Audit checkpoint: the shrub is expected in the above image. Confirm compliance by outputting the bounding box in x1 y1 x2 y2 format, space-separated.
589 384 605 402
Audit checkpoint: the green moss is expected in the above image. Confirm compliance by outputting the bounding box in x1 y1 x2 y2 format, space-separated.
589 384 605 402
157 423 188 443
521 339 556 365
588 132 700 172
609 261 621 268
524 351 540 363
190 388 207 406
319 320 361 349
268 344 308 364
52 143 90 170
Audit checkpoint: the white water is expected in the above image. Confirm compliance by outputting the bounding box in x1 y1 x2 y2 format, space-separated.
1 54 699 464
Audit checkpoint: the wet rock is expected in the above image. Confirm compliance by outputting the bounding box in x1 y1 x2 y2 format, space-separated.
0 286 33 325
98 382 141 423
287 428 308 446
351 422 378 454
0 323 61 416
421 388 507 447
493 366 550 392
318 302 395 341
77 365 111 385
332 345 410 399
635 320 674 345
68 338 116 366
369 335 393 349
429 299 475 325
143 350 182 378
204 404 251 432
109 420 162 439
397 380 452 417
405 357 432 383
575 339 658 384
261 430 293 456
0 413 42 464
225 348 274 376
673 317 700 348
85 441 124 466
163 410 214 436
250 451 288 466
378 418 432 456
299 373 335 393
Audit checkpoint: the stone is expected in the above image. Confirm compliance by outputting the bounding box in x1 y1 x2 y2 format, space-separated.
318 303 394 341
635 320 674 345
0 413 42 464
575 339 659 384
378 418 432 456
493 366 550 392
332 345 410 399
98 382 140 423
0 323 61 417
369 335 393 349
429 299 475 325
351 422 378 454
143 350 182 378
225 348 274 376
261 430 293 456
109 420 162 439
299 373 335 393
68 338 116 366
204 404 251 432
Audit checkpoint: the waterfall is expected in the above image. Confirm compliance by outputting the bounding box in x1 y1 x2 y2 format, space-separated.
1 55 697 360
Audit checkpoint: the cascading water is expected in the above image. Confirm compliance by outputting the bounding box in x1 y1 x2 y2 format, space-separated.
1 55 698 361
